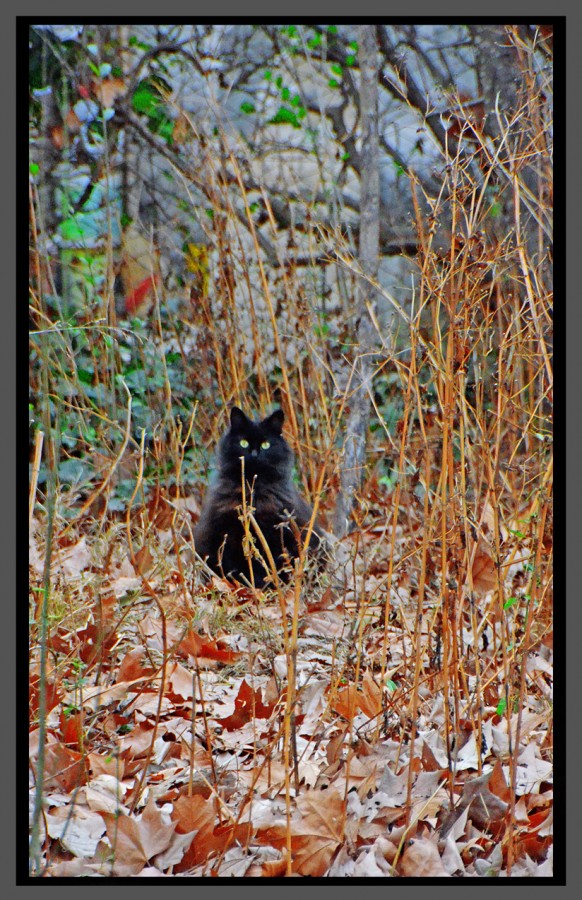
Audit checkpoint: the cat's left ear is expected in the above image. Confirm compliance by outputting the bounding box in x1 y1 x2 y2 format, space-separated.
264 408 284 434
230 407 249 431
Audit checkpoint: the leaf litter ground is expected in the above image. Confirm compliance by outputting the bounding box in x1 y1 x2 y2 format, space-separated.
28 484 553 878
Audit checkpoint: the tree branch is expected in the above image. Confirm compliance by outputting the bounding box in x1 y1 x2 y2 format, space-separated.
333 25 380 538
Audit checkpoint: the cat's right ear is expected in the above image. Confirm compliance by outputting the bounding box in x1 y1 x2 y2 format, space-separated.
230 407 248 431
264 408 284 434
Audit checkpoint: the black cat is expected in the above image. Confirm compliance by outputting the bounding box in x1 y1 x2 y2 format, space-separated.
194 407 324 587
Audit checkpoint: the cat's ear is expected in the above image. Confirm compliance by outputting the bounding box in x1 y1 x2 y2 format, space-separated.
264 408 284 434
230 407 248 431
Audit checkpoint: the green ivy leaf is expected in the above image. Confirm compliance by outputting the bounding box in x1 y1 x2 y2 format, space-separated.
496 697 507 716
128 36 151 50
156 118 174 144
345 54 356 66
330 63 343 77
503 596 519 610
29 162 40 176
58 458 89 485
240 101 255 114
269 106 301 128
328 79 340 89
132 83 160 117
59 217 89 242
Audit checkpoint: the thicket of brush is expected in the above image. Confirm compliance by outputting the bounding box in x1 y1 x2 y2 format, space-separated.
28 24 554 878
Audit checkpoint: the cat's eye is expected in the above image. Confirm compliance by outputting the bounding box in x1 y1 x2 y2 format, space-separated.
261 441 271 450
239 439 249 449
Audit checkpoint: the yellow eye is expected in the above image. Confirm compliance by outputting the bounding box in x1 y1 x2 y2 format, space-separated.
261 441 270 450
239 439 249 448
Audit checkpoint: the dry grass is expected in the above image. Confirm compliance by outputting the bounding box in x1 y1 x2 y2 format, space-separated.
28 32 553 877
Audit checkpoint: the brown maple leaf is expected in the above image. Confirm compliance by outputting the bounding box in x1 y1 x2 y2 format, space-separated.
102 798 176 876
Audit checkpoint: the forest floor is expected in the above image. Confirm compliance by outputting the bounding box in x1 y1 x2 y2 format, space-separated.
28 476 554 878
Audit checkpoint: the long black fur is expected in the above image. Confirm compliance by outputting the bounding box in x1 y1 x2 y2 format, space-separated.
194 407 323 587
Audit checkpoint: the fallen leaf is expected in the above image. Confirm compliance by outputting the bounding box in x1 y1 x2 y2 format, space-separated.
46 804 106 858
59 709 84 748
218 678 278 731
87 752 125 780
256 790 345 877
471 542 497 596
84 774 128 815
400 837 449 877
117 647 156 683
92 76 127 108
58 536 92 578
178 629 241 664
43 742 88 793
167 661 195 700
102 798 176 876
29 676 61 717
171 794 253 872
153 829 198 870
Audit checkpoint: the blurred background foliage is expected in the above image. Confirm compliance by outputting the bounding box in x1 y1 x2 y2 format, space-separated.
28 22 553 523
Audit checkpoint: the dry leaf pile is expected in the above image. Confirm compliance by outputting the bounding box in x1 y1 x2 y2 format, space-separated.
29 484 553 879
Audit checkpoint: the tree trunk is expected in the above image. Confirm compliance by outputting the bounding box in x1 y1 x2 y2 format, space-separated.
333 25 380 537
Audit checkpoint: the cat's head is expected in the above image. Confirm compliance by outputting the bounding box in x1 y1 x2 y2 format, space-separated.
218 407 292 481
